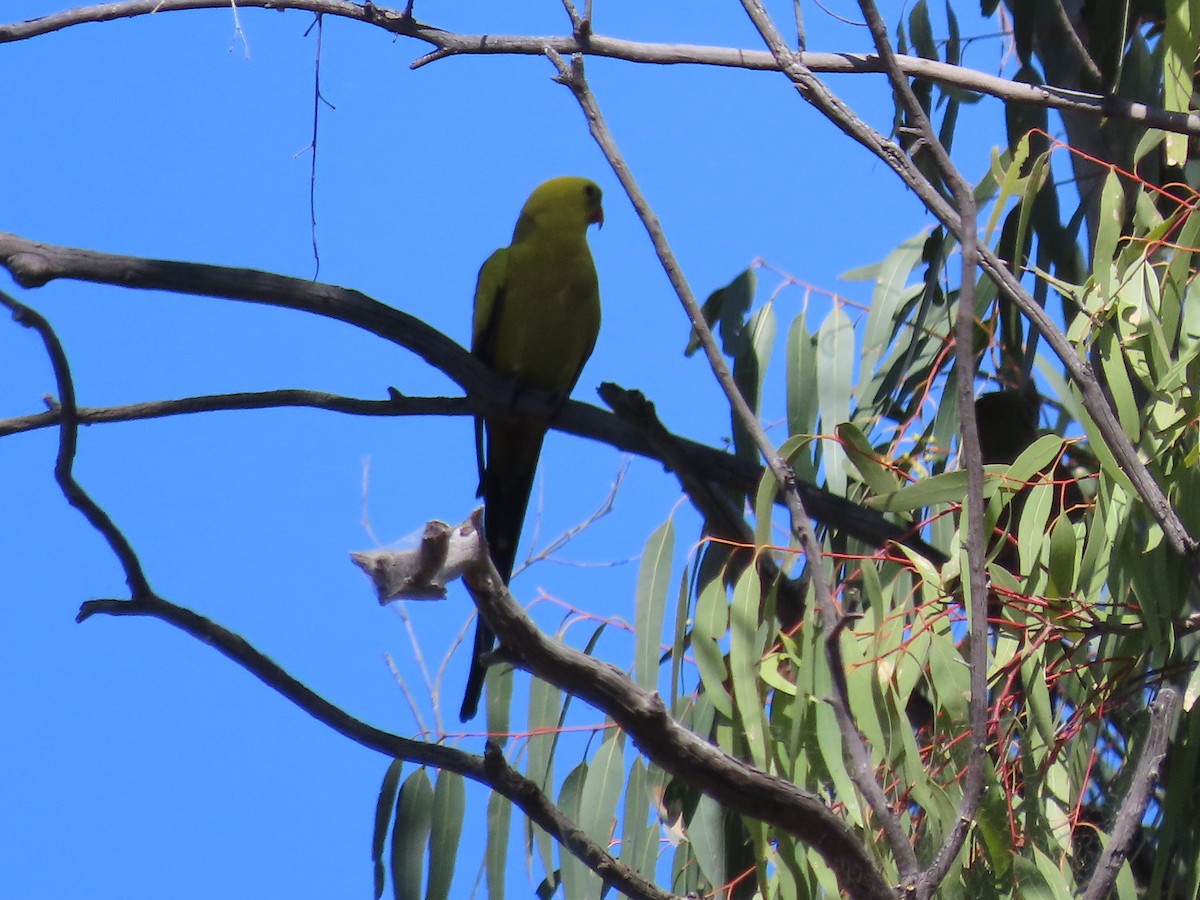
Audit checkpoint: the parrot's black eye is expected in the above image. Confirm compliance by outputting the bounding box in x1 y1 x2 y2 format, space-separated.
584 183 601 203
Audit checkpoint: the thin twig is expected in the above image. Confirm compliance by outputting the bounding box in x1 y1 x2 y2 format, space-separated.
394 602 435 732
517 459 627 577
0 388 454 437
383 650 429 736
303 12 334 277
1046 0 1103 84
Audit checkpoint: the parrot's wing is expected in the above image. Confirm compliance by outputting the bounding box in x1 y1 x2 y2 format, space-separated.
471 247 508 495
471 247 508 361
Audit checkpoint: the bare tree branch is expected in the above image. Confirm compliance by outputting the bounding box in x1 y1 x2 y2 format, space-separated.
0 388 449 437
3 1 1200 137
0 231 945 561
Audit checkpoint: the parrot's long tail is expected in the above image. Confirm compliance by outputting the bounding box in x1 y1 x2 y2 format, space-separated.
459 419 546 722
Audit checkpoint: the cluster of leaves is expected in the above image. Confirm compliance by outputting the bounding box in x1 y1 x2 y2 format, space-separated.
638 139 1200 897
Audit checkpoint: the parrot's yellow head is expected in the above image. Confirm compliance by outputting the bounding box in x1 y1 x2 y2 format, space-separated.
513 176 604 241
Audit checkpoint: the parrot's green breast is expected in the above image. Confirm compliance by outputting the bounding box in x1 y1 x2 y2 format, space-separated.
488 232 600 394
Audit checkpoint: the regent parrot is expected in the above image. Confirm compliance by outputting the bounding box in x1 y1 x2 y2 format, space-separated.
460 176 604 722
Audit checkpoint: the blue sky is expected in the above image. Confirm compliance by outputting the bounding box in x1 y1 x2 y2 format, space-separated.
2 2 1015 897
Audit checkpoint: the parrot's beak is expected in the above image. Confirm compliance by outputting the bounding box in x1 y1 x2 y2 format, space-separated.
591 206 604 229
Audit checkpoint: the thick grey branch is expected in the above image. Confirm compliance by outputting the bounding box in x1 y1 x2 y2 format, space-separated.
1080 686 1180 900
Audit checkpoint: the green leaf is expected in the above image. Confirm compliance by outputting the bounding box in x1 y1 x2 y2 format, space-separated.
1047 515 1079 598
1162 0 1200 165
730 566 769 770
486 786 511 900
577 731 623 895
785 312 820 457
1029 841 1074 899
688 793 727 891
945 1 961 66
686 268 756 357
1021 644 1055 751
926 598 969 720
772 833 806 900
842 621 888 768
909 0 937 60
526 674 560 880
868 469 967 512
426 772 464 900
1158 205 1200 345
392 769 434 900
1097 329 1141 443
484 656 513 745
1007 434 1071 486
733 303 776 462
372 759 403 900
1094 170 1125 301
620 759 657 879
1013 150 1050 273
693 577 733 717
1016 480 1053 576
975 781 1014 879
985 133 1030 243
556 763 588 900
670 572 689 709
1185 657 1200 711
813 695 862 823
838 422 903 498
526 675 560 791
816 305 854 495
634 518 675 692
859 231 926 381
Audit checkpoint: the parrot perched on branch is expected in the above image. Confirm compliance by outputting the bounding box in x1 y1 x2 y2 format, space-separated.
460 176 604 722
